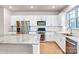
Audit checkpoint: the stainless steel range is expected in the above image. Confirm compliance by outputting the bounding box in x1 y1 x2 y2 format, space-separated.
37 21 46 41
37 28 46 41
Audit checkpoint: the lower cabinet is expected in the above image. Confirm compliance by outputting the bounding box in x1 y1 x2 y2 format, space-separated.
56 33 66 53
66 38 77 54
45 32 55 41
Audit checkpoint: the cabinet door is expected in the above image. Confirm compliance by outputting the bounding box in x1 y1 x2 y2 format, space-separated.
55 33 66 52
45 32 55 41
30 16 37 26
46 16 51 26
45 32 51 41
51 16 58 26
60 39 66 52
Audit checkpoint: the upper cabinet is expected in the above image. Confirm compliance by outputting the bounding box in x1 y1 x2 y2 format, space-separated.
46 15 60 26
11 15 61 27
30 16 37 26
46 16 51 26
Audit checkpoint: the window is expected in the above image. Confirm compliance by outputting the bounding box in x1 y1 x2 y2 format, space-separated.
70 10 76 19
77 18 79 28
66 13 70 20
66 6 79 30
78 8 79 17
70 19 76 29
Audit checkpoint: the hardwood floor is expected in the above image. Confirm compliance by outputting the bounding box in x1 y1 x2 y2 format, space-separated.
40 42 63 54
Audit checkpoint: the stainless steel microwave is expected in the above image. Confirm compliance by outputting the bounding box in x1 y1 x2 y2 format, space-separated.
37 21 46 26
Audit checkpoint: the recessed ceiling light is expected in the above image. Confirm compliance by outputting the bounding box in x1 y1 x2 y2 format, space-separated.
52 6 55 8
30 6 34 8
9 6 12 9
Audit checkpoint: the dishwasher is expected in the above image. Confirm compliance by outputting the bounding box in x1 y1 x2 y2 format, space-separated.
66 37 77 54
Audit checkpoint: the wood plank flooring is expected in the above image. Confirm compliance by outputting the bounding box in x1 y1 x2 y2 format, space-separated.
40 42 63 54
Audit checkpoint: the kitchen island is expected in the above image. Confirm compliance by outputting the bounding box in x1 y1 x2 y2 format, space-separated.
0 34 40 54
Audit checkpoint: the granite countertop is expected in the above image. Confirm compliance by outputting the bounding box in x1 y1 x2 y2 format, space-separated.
0 34 40 45
65 35 79 44
57 31 71 34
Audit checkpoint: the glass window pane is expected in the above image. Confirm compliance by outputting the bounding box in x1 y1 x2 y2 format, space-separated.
70 14 73 19
70 10 75 14
78 12 79 16
70 14 75 19
78 8 79 11
67 13 70 20
70 19 76 29
72 10 75 14
77 18 79 28
67 20 70 29
70 11 73 14
72 14 75 18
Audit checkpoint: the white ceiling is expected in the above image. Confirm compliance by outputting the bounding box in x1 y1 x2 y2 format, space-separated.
0 5 68 12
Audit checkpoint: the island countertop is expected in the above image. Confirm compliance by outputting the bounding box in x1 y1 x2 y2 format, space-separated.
0 34 40 45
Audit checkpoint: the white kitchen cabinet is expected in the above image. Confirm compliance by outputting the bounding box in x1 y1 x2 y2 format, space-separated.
29 32 36 34
55 33 66 52
46 16 51 26
46 27 52 31
30 16 37 26
45 32 55 41
41 16 46 21
57 15 62 26
30 27 37 32
30 20 36 26
36 16 41 21
51 15 60 26
46 15 60 26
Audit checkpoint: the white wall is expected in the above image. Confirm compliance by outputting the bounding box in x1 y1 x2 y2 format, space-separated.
58 5 77 31
0 8 4 35
4 8 12 34
0 8 12 35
